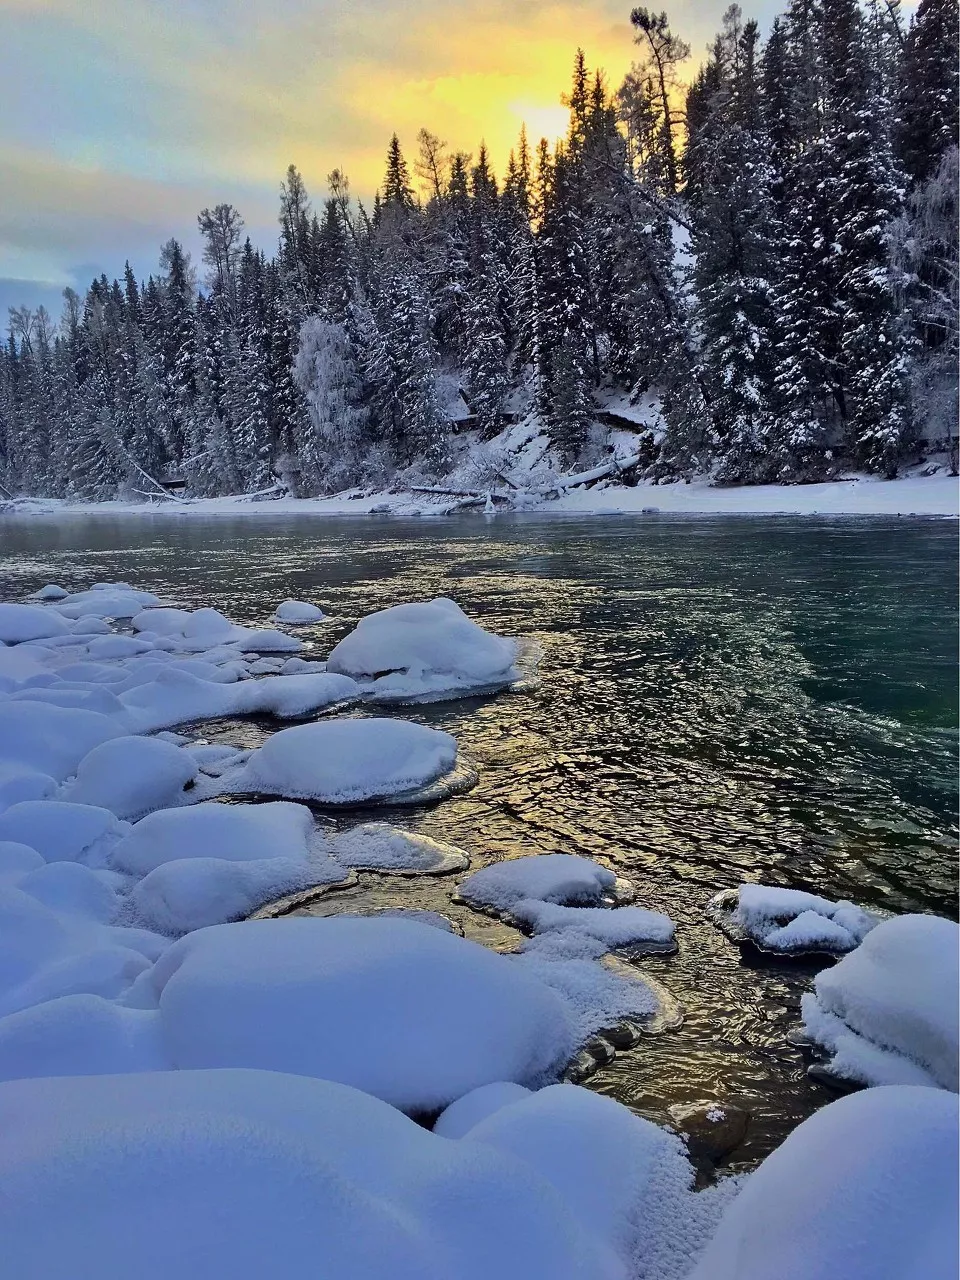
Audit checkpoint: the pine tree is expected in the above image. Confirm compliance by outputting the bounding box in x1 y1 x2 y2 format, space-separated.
897 0 959 186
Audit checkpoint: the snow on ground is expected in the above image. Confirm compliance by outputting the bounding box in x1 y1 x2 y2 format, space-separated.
3 467 955 517
688 1086 959 1280
709 883 882 954
801 914 959 1091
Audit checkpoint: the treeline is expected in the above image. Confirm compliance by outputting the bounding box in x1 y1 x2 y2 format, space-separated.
1 0 956 499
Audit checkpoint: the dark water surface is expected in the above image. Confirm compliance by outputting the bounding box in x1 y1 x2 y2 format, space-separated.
1 511 956 1165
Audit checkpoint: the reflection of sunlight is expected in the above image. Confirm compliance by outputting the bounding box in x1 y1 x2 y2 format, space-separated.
508 101 570 145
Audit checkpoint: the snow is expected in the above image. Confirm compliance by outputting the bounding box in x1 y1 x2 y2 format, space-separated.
0 995 167 1082
119 666 358 732
801 913 959 1091
110 801 317 875
224 717 459 804
138 916 576 1112
127 853 341 937
54 588 162 619
0 602 70 642
326 598 519 698
0 800 129 866
60 735 199 820
688 1086 959 1280
711 882 881 953
0 1067 635 1280
0 701 125 782
511 900 675 949
273 598 325 623
331 822 469 873
433 1081 533 1138
459 853 617 914
12 470 956 518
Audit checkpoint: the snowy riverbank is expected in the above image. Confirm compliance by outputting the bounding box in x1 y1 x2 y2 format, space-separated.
2 470 957 520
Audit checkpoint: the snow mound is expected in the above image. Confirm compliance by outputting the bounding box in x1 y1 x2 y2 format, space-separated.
0 1067 631 1280
131 605 302 655
110 801 317 876
140 916 575 1111
466 1084 695 1261
0 602 70 642
55 588 161 619
689 1086 959 1280
709 883 882 954
801 913 959 1091
60 735 198 820
119 666 358 732
128 853 343 936
27 584 69 601
0 702 125 781
511 900 675 949
460 853 617 914
0 994 166 1082
0 800 129 866
326 598 519 698
274 598 325 623
434 1081 533 1138
331 822 470 873
226 717 459 804
0 886 154 1019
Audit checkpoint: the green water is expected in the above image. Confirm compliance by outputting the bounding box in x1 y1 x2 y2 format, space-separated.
1 511 956 1163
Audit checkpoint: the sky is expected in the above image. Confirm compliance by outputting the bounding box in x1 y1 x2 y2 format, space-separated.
0 0 790 318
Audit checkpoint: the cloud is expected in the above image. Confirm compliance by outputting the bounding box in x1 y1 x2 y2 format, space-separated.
0 0 837 313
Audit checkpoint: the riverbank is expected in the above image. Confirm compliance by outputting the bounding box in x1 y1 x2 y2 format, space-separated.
2 470 957 519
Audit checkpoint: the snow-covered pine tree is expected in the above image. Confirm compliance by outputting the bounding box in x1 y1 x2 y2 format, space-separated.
823 0 911 475
689 9 779 483
896 0 959 187
294 315 371 491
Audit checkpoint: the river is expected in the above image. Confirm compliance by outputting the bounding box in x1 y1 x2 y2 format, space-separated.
1 510 956 1166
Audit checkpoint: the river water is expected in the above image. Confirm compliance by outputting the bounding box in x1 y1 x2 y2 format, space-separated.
1 511 956 1166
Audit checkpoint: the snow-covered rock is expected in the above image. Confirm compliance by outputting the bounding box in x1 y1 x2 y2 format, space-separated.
801 913 959 1091
327 597 518 698
689 1086 959 1280
0 801 129 867
434 1082 533 1138
459 853 617 914
511 900 675 949
226 717 459 804
708 883 882 954
119 666 358 732
331 822 469 873
54 588 161 619
60 735 199 820
134 916 576 1111
0 1068 633 1280
273 598 325 624
0 702 125 782
0 603 70 643
110 801 317 876
128 853 343 937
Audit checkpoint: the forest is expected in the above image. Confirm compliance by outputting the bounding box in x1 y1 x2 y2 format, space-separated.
0 0 956 500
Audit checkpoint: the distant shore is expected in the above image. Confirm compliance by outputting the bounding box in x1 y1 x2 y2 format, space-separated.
3 470 957 520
